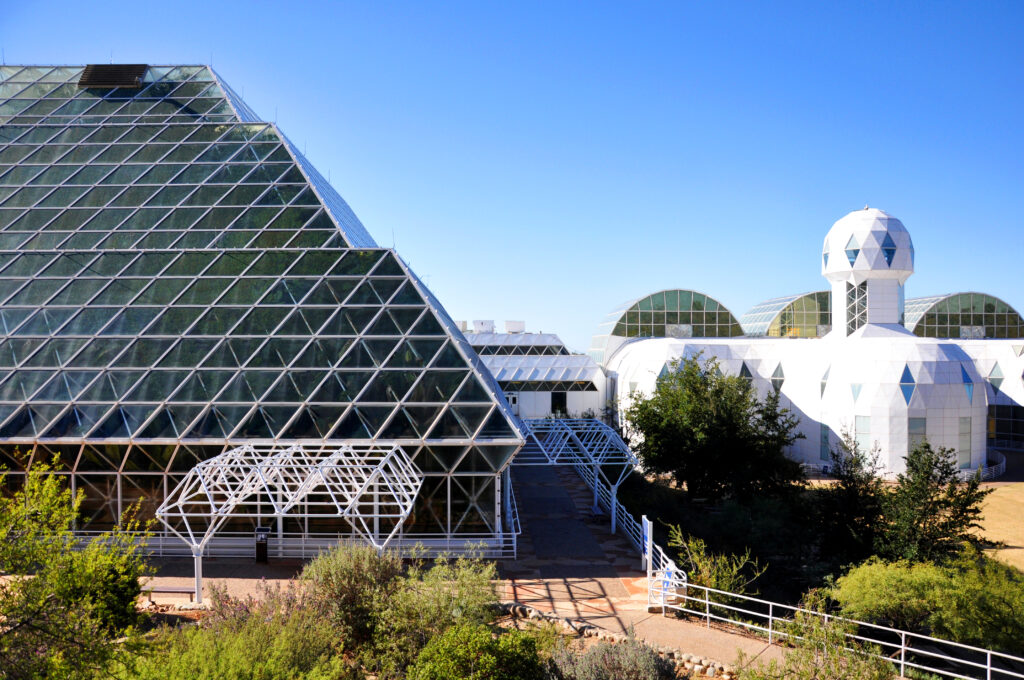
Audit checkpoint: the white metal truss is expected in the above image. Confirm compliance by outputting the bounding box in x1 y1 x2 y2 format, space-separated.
514 418 636 532
157 443 423 553
155 442 422 602
516 419 635 469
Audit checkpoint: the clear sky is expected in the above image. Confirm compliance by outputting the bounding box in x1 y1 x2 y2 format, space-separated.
4 1 1023 352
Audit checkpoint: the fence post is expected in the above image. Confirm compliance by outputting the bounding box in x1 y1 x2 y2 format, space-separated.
642 515 651 572
987 651 992 680
705 588 710 628
900 632 906 677
768 603 773 644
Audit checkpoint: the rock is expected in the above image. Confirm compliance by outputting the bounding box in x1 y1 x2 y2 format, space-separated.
692 665 704 675
175 601 209 611
705 667 717 677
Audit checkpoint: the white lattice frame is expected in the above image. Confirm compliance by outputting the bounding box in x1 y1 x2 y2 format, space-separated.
518 418 636 488
156 443 423 553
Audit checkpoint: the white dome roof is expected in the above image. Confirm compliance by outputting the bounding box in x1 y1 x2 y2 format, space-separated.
821 207 914 284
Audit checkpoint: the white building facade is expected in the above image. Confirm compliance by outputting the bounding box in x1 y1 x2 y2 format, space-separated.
600 208 1020 477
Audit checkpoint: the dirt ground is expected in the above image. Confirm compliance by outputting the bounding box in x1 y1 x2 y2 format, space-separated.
979 450 1024 570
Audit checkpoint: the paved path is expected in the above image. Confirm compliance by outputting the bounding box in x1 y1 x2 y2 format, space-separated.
499 466 784 668
144 464 784 668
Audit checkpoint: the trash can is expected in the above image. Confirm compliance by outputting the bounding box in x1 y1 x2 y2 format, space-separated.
255 527 270 563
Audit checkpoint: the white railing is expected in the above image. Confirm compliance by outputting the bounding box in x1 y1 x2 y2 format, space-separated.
650 575 1024 680
88 530 519 560
564 439 1024 680
959 451 1007 482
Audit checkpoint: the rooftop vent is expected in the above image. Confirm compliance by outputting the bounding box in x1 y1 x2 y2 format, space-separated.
78 64 148 89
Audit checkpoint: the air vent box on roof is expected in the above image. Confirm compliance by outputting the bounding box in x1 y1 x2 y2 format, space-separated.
78 63 148 88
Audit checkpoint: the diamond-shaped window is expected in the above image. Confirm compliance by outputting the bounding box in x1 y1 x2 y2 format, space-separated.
899 365 915 404
820 366 829 397
961 365 974 403
770 364 784 392
851 383 862 401
845 235 860 265
740 362 753 384
822 239 829 268
989 363 1003 392
881 233 897 267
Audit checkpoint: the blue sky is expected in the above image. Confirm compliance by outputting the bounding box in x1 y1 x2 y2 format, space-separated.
4 1 1022 351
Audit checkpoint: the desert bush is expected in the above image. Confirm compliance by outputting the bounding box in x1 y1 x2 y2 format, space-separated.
406 623 545 680
302 543 404 646
127 582 358 680
551 636 674 680
369 556 499 677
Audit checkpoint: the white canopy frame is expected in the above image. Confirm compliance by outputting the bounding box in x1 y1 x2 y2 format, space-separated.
155 443 423 603
514 418 637 532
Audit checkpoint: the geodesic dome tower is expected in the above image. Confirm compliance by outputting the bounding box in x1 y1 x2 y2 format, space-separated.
822 207 915 336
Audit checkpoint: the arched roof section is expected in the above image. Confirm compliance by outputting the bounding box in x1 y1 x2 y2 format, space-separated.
904 292 1024 339
741 291 831 338
588 289 742 365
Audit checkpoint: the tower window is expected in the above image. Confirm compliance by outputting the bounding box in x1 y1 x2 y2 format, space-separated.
846 281 868 334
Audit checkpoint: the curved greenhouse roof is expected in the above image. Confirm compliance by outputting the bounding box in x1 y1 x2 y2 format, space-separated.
589 289 742 365
741 291 831 338
903 292 1024 339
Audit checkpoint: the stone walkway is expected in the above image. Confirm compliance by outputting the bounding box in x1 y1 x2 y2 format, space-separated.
144 465 784 669
499 466 784 668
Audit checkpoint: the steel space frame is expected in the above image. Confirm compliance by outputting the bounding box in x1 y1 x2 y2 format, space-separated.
156 442 422 602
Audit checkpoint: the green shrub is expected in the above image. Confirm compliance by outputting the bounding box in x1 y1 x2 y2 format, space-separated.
829 557 945 631
366 555 499 678
832 548 1024 654
1 465 151 680
739 591 892 680
550 636 675 680
668 528 765 595
302 543 404 646
407 623 545 680
127 583 358 680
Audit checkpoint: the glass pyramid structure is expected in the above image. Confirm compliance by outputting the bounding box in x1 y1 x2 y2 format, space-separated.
0 65 523 548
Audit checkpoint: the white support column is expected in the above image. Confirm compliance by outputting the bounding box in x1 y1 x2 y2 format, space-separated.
192 545 204 605
610 485 618 534
494 471 502 535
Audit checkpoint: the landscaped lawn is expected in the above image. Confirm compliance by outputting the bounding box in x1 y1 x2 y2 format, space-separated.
980 480 1024 571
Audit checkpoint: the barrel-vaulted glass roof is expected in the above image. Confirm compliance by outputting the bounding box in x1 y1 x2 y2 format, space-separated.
589 289 742 365
904 292 1024 339
0 65 522 538
741 291 831 337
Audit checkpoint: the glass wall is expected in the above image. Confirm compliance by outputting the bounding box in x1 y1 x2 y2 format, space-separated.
904 293 1024 339
742 291 830 338
0 65 523 545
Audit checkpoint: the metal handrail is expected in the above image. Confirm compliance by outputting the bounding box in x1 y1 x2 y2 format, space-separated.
650 577 1024 679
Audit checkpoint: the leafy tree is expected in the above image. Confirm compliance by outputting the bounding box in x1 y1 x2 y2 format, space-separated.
0 463 150 680
815 431 885 568
624 355 804 500
407 623 545 680
875 441 990 562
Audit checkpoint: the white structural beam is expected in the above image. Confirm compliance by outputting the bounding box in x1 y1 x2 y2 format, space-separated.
515 418 637 532
155 443 423 602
